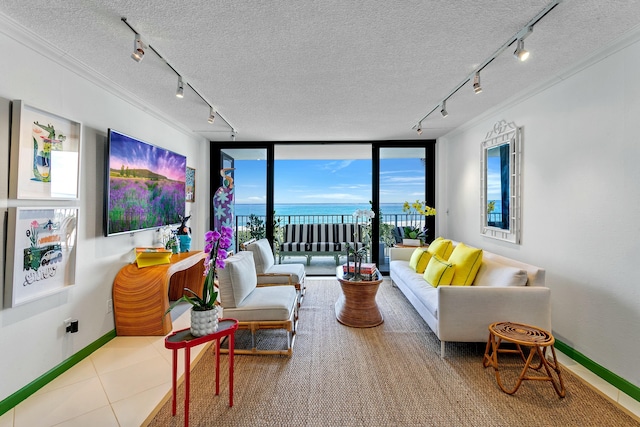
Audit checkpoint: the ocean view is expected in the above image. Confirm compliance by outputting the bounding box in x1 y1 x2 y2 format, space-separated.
236 202 502 218
236 203 408 217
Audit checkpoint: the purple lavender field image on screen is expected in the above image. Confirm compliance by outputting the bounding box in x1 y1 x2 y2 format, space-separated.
106 129 186 236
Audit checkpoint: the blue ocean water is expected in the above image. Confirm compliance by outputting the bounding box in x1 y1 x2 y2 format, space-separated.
236 202 502 217
235 203 408 217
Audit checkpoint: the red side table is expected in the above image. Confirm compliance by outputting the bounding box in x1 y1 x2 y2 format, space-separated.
164 318 239 427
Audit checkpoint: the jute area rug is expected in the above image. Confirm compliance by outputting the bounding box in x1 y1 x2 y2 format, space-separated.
148 279 639 427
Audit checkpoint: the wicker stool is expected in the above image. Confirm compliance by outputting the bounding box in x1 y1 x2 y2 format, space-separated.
483 321 565 397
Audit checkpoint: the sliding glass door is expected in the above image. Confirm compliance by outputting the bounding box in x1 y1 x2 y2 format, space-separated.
211 141 434 275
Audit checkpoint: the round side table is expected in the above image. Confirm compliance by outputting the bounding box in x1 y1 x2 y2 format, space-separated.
483 321 565 397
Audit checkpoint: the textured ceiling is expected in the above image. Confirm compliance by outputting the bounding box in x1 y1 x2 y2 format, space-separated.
1 1 640 142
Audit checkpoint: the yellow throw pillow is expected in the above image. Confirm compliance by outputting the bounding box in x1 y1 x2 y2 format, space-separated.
409 248 432 273
423 255 456 288
448 242 483 286
409 248 429 273
427 237 454 260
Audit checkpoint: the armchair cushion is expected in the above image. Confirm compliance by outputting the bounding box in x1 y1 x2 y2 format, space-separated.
247 238 275 273
224 285 297 322
218 251 257 308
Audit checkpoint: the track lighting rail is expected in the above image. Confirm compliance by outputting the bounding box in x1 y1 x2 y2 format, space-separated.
121 17 235 135
413 0 562 131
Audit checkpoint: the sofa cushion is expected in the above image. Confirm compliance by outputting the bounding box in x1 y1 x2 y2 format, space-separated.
448 243 483 286
474 258 528 287
423 255 455 287
218 251 257 308
427 237 454 260
409 247 431 273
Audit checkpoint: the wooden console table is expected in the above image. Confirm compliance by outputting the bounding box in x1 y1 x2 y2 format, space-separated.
113 251 206 336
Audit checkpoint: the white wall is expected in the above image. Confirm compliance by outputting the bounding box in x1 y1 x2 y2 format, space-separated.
0 29 209 400
437 34 640 388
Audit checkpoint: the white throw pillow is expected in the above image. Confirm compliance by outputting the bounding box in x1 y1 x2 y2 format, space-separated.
218 251 258 307
474 258 528 287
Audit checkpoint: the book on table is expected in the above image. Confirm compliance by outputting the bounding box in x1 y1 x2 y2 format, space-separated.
134 247 173 268
342 262 377 277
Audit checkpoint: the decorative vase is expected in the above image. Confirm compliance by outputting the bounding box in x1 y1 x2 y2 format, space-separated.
190 307 219 337
402 238 421 246
178 234 192 252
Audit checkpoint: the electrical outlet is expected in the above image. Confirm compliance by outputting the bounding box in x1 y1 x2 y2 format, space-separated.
107 299 113 314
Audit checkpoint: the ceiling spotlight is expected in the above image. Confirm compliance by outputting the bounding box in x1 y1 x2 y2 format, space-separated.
513 38 529 61
440 100 448 118
207 107 216 124
176 76 184 98
473 72 482 94
416 122 423 135
131 34 145 62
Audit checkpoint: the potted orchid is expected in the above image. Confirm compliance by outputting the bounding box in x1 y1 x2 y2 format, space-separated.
402 200 436 245
345 209 375 281
165 225 233 336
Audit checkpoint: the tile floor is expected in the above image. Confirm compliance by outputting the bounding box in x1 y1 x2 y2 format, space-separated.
1 285 639 427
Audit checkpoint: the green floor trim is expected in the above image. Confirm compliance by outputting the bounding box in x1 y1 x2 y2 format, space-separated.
0 329 116 416
555 339 640 402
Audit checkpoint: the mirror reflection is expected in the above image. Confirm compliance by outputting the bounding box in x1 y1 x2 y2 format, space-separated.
486 143 510 230
480 120 520 244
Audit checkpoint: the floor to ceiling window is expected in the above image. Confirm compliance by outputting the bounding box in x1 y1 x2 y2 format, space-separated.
211 142 434 275
376 146 431 272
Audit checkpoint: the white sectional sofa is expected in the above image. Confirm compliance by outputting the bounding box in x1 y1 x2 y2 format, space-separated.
389 242 551 357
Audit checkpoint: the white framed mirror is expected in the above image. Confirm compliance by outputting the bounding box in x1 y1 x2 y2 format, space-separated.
480 120 521 244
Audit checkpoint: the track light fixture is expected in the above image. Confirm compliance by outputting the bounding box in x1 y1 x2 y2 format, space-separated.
513 38 529 61
416 122 422 135
176 76 184 98
473 72 482 94
121 17 235 132
131 34 145 62
411 3 559 130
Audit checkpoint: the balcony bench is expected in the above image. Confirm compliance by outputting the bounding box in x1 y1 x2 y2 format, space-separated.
278 223 365 265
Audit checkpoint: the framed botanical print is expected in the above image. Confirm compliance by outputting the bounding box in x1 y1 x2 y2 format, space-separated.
4 207 79 307
9 101 82 200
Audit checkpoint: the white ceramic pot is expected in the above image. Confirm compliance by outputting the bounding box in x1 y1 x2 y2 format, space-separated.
402 238 422 246
190 307 219 337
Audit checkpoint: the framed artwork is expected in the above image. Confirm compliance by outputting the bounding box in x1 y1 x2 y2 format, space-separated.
4 207 79 307
10 100 82 200
186 166 196 202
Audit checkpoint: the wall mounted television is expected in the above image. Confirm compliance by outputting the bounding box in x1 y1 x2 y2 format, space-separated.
104 129 186 236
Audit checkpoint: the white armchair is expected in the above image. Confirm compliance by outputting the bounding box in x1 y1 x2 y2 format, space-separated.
217 251 298 356
242 238 306 306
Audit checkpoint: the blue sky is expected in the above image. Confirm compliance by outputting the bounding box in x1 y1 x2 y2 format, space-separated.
231 158 426 204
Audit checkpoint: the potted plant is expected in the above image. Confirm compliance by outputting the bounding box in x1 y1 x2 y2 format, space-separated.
165 225 233 337
402 200 436 246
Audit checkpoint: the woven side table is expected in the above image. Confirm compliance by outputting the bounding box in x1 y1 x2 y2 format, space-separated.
483 321 565 397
